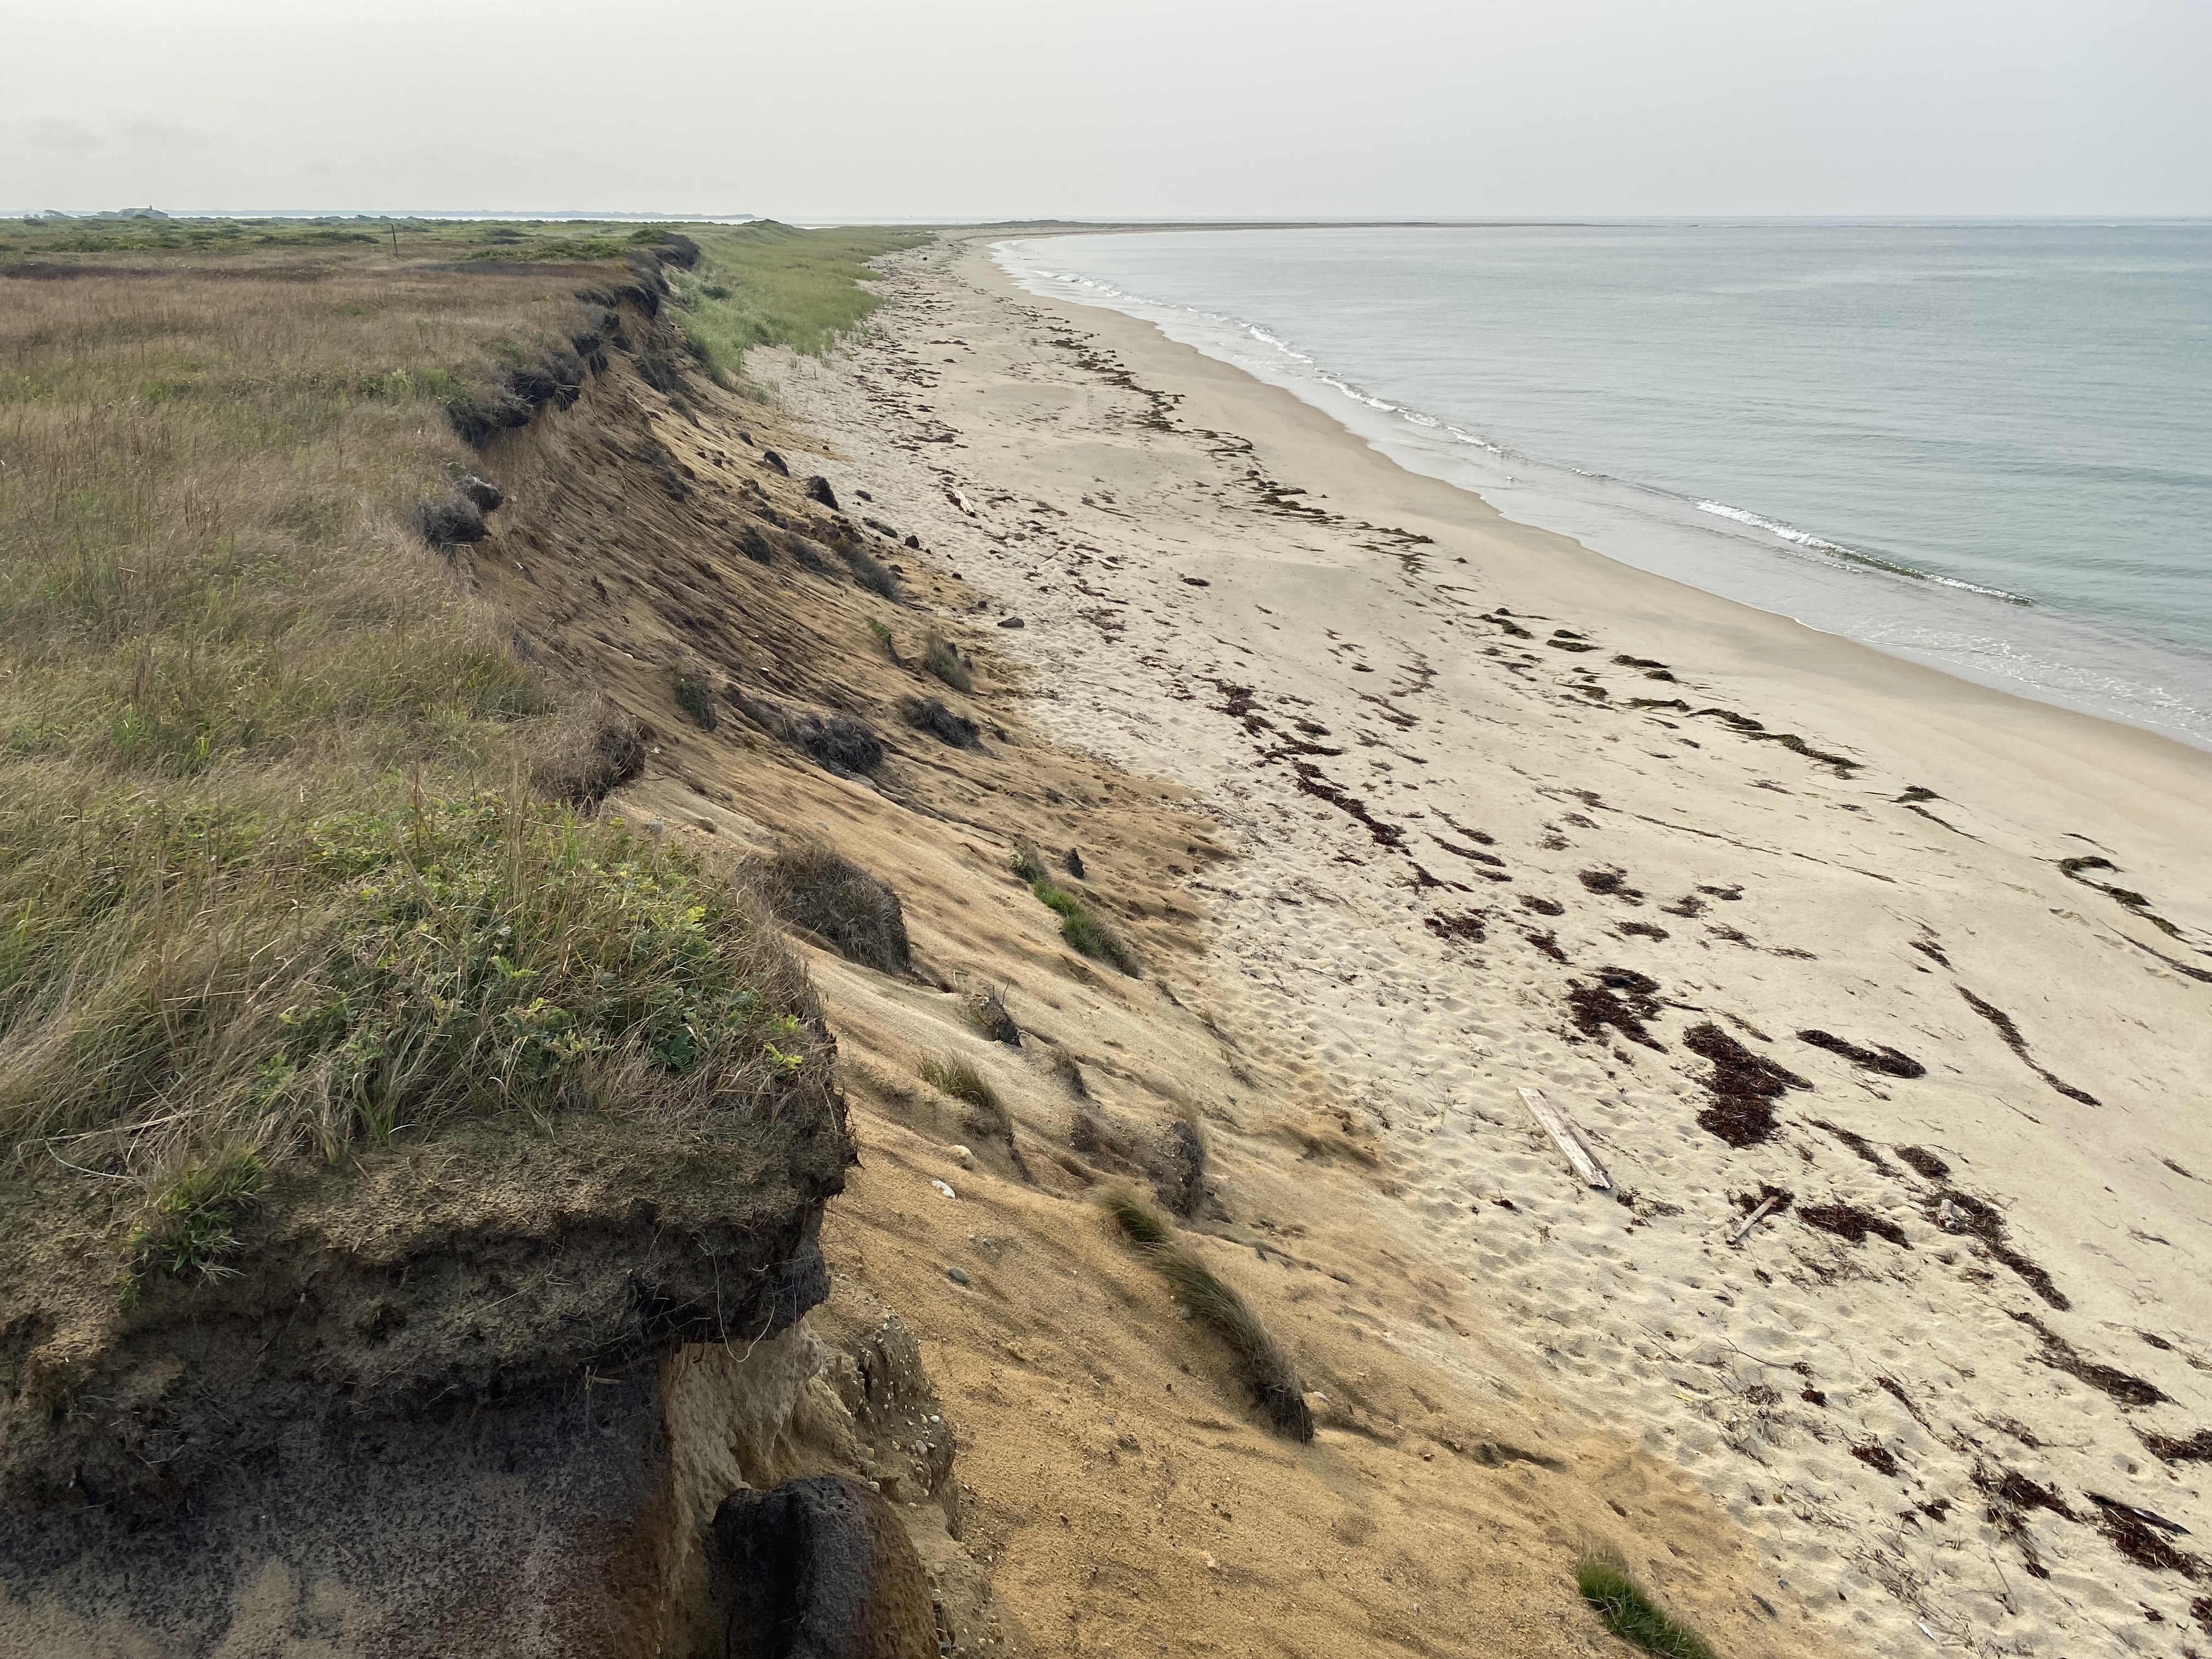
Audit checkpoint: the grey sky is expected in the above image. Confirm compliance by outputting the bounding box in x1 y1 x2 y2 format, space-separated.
5 0 2208 219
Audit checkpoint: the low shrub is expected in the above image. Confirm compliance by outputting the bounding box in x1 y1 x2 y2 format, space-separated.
922 631 972 693
532 699 646 808
1103 1189 1311 1441
899 696 980 748
744 843 911 973
840 544 901 600
668 663 718 730
1575 1554 1718 1659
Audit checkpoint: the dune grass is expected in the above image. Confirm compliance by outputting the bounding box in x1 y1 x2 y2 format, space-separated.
670 222 932 386
1576 1554 1719 1659
0 228 832 1287
922 630 973 693
1103 1188 1312 1441
1012 845 1139 975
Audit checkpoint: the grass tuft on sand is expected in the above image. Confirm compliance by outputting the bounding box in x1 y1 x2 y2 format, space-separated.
1012 845 1140 976
1103 1188 1312 1441
1575 1554 1719 1659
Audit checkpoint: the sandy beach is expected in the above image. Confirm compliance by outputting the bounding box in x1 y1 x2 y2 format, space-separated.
752 235 2212 1657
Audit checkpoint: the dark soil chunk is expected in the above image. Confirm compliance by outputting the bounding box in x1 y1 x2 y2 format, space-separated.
1660 893 1708 918
1933 1190 2069 1310
1686 1023 1809 1147
1894 1146 1951 1180
1799 1201 1911 1248
1518 894 1565 917
1851 1442 1901 1477
1616 920 1668 940
2013 1312 2168 1407
1423 911 1488 944
898 695 980 748
709 1474 938 1659
1808 1120 1898 1175
411 492 487 547
1147 1119 1208 1218
1797 1030 1926 1079
1910 938 1951 968
2141 1429 2212 1464
1959 986 2100 1105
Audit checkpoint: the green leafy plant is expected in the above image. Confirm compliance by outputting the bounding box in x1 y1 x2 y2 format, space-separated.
122 1149 267 1295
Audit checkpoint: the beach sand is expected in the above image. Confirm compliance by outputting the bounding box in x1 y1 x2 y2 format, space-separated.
752 236 2212 1657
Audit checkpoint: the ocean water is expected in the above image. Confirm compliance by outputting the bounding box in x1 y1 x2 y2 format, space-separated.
996 223 2212 748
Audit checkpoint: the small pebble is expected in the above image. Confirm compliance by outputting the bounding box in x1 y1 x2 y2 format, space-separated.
930 1178 957 1199
997 616 1026 629
947 1267 970 1286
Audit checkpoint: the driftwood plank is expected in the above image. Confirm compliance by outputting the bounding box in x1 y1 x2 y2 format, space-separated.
1517 1086 1612 1189
1729 1194 1783 1246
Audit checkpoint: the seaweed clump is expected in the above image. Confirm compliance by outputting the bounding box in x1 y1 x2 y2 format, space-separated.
1684 1023 1809 1147
1797 1029 1926 1079
1799 1201 1911 1249
1566 968 1666 1052
1933 1189 2069 1310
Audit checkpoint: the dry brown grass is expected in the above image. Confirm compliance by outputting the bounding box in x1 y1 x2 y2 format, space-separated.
0 234 859 1278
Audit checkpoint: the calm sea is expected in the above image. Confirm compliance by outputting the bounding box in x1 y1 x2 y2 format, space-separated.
996 223 2212 748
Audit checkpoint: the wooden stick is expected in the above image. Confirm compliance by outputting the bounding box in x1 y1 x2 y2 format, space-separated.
1730 1195 1782 1246
1517 1086 1612 1189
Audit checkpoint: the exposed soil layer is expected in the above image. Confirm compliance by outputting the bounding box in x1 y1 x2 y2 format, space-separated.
1685 1024 1810 1147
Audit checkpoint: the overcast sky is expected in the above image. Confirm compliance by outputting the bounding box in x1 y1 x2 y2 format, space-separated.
5 0 2208 220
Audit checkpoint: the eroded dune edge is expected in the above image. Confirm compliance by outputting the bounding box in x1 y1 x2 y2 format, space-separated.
3 226 2207 1659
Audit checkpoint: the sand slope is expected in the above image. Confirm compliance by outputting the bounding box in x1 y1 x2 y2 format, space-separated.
760 237 2212 1658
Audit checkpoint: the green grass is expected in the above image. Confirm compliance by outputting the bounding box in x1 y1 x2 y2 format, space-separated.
1103 1189 1311 1441
920 1053 1011 1143
669 223 932 386
1576 1555 1719 1659
1011 846 1139 975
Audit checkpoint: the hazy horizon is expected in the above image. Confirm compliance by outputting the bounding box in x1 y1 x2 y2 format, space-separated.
6 0 2209 222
